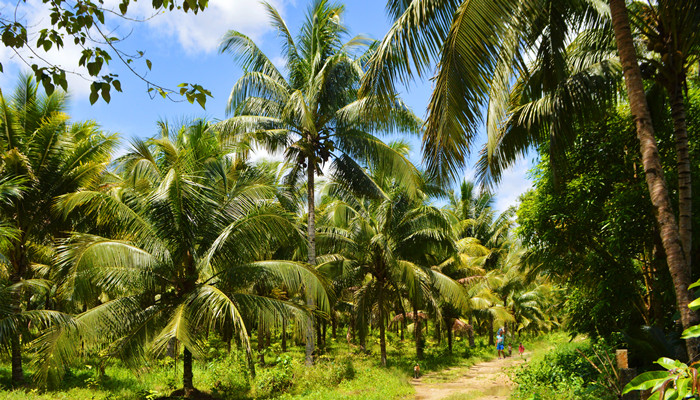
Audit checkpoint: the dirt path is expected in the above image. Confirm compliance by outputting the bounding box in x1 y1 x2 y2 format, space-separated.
411 354 528 400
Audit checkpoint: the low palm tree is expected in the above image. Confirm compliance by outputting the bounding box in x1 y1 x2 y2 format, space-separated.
218 0 421 364
316 148 466 365
0 75 117 385
35 121 330 395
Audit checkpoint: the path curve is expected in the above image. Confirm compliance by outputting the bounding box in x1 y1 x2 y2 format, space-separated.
412 354 528 400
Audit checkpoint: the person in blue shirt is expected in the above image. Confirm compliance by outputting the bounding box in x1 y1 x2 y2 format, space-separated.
496 328 505 359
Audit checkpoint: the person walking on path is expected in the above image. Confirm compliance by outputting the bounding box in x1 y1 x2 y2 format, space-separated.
519 343 525 358
496 328 506 359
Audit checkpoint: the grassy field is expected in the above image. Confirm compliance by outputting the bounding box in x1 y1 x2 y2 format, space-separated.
0 329 559 400
0 331 516 400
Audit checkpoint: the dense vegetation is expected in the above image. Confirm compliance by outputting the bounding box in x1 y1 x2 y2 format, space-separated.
1 0 699 399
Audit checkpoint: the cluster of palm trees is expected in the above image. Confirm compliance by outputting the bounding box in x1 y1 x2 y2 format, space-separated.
0 79 554 394
362 0 699 358
0 1 558 396
6 0 688 395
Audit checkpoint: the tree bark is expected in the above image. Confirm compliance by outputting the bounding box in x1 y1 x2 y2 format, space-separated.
446 321 453 353
281 318 287 352
668 80 692 276
379 306 387 366
11 335 23 385
331 311 337 339
414 304 424 359
609 0 699 359
183 347 194 395
258 316 265 365
305 155 316 366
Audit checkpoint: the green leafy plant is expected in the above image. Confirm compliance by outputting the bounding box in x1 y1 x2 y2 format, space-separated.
623 280 700 399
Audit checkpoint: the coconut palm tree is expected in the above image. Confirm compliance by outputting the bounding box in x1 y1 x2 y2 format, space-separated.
0 75 117 385
367 0 698 358
607 0 699 358
217 0 421 364
315 147 466 365
628 1 700 275
35 121 330 395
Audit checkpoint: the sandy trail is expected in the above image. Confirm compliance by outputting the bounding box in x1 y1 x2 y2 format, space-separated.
411 353 528 400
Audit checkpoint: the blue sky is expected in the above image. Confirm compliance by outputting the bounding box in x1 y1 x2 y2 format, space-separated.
0 0 534 212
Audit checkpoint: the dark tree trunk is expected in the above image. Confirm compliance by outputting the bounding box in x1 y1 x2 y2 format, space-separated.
668 80 692 276
281 319 287 352
414 304 424 359
331 311 337 339
446 322 453 353
258 316 265 365
11 335 23 385
488 316 494 346
305 156 316 365
609 0 699 360
316 318 323 351
379 313 387 366
183 347 194 395
468 317 475 347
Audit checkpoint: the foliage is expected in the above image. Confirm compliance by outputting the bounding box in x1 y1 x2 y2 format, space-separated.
0 0 212 106
622 279 700 399
510 338 617 400
515 99 696 337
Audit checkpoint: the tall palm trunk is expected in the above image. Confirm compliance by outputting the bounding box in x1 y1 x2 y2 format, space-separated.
379 301 387 366
668 80 692 275
10 241 27 386
609 0 699 359
11 335 23 385
414 304 424 359
183 347 194 395
446 320 453 353
467 319 475 348
305 154 316 366
281 318 287 352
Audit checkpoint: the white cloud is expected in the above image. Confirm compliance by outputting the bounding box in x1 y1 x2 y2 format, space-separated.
0 0 288 99
138 0 287 54
0 0 102 97
493 157 534 213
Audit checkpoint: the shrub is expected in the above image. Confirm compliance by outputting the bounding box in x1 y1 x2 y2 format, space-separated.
510 340 617 400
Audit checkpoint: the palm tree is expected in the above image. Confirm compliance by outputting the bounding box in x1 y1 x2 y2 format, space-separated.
629 1 700 275
218 0 421 364
316 149 466 365
0 75 117 385
607 0 699 359
36 121 330 395
367 0 698 358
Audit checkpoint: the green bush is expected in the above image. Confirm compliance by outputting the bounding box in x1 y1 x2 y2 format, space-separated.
510 340 616 400
252 355 295 398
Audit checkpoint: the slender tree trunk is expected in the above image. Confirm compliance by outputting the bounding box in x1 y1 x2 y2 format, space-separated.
379 293 387 366
183 347 194 395
11 335 23 385
468 316 476 347
414 304 424 359
10 241 26 386
488 316 494 346
331 311 337 339
305 156 316 365
610 0 699 360
446 321 453 353
316 319 324 351
258 316 265 365
281 318 287 352
669 80 692 276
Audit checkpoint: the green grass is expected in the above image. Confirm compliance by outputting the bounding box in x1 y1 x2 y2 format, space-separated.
0 331 557 399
